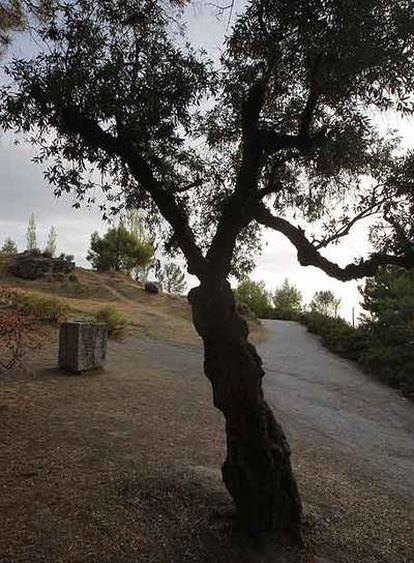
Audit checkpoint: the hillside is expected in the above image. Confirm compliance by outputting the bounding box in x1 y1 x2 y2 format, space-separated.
1 267 199 344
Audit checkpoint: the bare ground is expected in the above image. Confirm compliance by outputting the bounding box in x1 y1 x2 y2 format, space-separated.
1 294 413 561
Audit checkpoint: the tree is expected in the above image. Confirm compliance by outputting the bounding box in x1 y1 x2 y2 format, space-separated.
156 261 186 294
360 267 414 345
273 279 302 318
234 278 271 318
125 210 155 281
26 213 37 252
1 237 17 254
310 290 341 318
87 225 154 274
2 0 414 539
45 226 57 257
359 267 414 392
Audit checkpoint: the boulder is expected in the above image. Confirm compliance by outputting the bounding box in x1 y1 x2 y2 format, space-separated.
9 252 75 280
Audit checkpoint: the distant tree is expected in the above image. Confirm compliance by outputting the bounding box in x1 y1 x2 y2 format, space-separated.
125 210 155 281
1 237 17 254
26 213 37 252
273 279 302 318
45 226 57 257
360 267 414 344
234 279 271 318
156 261 186 294
87 225 154 274
310 290 341 317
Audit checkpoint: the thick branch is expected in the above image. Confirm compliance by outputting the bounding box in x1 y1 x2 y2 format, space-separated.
57 105 206 277
255 203 414 281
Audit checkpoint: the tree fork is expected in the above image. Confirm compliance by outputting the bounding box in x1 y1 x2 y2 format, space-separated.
188 281 303 538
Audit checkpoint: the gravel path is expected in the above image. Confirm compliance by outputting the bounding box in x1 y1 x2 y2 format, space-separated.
260 320 414 504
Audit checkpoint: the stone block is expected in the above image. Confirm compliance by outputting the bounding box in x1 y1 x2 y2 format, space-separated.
58 322 107 374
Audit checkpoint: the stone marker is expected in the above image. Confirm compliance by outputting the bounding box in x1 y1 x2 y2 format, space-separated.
58 322 107 374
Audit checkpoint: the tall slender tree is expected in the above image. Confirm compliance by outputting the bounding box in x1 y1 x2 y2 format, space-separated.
1 0 414 539
45 226 57 257
26 213 37 252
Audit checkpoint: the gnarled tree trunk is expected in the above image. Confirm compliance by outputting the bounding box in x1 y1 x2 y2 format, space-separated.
189 280 302 539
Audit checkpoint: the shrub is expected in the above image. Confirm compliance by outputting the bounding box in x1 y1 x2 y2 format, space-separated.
301 312 364 360
0 308 45 374
0 256 10 279
95 305 128 337
0 287 69 323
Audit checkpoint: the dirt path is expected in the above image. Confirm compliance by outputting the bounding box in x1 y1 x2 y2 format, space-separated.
1 322 413 562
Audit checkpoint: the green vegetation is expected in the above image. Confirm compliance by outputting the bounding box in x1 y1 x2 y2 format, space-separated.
45 226 57 257
26 212 37 252
310 290 341 317
301 268 414 397
1 237 17 254
1 288 70 323
273 279 303 320
95 305 128 337
87 223 154 275
156 261 186 295
234 279 271 318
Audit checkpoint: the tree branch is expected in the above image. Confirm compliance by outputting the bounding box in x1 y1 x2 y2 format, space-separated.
254 203 414 281
314 198 386 249
57 105 207 277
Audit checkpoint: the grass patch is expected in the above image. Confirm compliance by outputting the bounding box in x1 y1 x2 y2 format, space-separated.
1 287 70 323
95 305 128 337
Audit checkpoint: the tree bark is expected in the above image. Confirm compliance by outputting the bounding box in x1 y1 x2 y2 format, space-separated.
188 280 302 539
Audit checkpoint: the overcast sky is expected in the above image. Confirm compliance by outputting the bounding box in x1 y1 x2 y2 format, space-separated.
1 2 412 322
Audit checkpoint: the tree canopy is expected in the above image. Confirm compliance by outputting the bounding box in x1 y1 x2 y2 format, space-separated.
1 237 17 254
1 0 413 285
273 279 302 317
87 224 154 273
310 289 341 317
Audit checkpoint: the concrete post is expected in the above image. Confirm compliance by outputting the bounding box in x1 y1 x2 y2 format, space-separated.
58 321 107 374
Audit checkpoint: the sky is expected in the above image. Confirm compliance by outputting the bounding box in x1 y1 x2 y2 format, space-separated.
0 2 413 322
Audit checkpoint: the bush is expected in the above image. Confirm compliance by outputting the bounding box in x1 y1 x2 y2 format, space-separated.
95 305 128 337
1 287 69 323
0 256 10 279
0 309 45 374
300 311 414 397
300 312 364 360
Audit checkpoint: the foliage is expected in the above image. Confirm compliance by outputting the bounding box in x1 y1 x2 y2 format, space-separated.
87 225 154 274
0 307 44 373
272 279 302 320
1 237 17 254
2 287 70 323
358 267 414 394
156 261 186 294
95 305 128 337
45 226 57 257
234 279 271 318
301 312 363 359
125 210 155 281
0 1 54 55
301 268 414 396
310 290 341 317
0 255 9 278
26 213 37 252
1 0 414 280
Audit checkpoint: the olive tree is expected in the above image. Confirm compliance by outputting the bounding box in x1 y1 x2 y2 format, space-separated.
1 0 414 539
